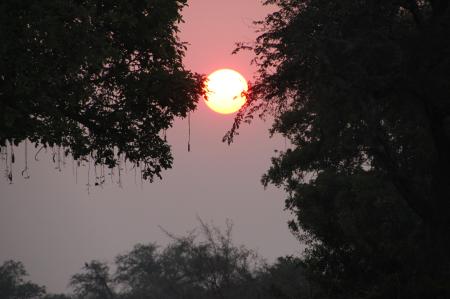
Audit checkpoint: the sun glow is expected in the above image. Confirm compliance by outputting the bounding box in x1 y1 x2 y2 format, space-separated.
204 69 248 114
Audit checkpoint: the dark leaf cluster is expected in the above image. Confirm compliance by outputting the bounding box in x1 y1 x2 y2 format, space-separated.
231 0 450 298
0 0 204 181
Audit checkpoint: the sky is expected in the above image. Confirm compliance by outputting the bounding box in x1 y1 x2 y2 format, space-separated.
0 0 300 293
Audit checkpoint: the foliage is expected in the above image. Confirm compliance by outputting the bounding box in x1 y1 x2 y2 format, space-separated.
2 224 321 299
258 256 322 299
70 220 266 299
67 220 322 299
70 261 114 299
0 260 46 299
230 0 450 298
0 0 204 181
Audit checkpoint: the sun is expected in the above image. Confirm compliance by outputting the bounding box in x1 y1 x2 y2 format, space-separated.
204 69 248 114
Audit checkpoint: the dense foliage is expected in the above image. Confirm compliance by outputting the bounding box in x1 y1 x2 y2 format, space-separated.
229 0 450 298
0 0 203 181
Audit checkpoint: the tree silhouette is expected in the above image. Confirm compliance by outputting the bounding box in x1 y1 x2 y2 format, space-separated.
70 261 114 299
0 0 204 182
1 224 320 299
68 220 311 299
0 260 46 299
230 0 450 298
111 220 263 299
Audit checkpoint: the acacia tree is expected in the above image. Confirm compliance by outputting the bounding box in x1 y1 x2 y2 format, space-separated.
0 0 203 182
229 0 450 298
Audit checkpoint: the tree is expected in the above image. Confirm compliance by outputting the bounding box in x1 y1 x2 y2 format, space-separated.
70 261 114 299
0 260 46 299
114 220 265 299
0 0 203 181
69 220 273 299
257 256 322 299
113 243 204 299
2 223 318 299
230 0 450 298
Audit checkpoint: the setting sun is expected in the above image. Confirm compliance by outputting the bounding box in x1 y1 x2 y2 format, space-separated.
204 69 248 114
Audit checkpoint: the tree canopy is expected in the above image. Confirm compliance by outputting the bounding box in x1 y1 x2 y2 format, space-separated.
0 260 46 299
0 222 322 299
0 0 203 181
70 220 266 299
230 0 450 298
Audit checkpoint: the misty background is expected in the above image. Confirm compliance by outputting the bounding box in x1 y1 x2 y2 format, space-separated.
0 0 299 293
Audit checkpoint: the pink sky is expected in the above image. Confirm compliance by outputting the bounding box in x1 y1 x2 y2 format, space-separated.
180 0 273 79
0 1 299 293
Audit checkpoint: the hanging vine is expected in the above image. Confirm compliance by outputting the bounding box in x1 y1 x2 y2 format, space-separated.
188 112 191 152
5 141 14 184
21 140 30 179
1 120 191 190
86 156 91 194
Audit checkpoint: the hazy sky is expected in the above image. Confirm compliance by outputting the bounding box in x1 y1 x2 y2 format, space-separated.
0 0 300 293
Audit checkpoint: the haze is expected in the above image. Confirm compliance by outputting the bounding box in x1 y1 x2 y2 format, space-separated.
0 0 299 293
